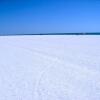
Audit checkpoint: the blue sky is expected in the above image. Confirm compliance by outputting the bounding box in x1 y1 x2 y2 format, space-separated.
0 0 100 34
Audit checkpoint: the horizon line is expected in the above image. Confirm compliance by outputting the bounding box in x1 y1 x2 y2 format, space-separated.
0 32 100 36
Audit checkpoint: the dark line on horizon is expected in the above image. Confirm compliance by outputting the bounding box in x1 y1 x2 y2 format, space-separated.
0 33 100 36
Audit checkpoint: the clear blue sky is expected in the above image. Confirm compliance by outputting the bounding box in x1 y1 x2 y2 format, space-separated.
0 0 100 34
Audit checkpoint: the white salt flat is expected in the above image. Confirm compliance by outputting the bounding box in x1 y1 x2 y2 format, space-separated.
0 35 100 100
